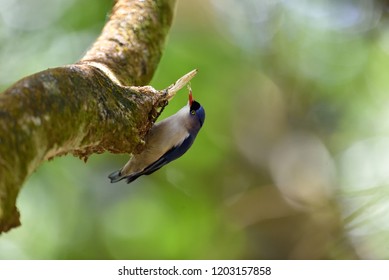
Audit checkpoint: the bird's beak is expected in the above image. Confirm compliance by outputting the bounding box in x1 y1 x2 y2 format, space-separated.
188 87 193 106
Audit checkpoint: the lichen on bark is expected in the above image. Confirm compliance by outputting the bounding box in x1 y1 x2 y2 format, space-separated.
0 0 179 233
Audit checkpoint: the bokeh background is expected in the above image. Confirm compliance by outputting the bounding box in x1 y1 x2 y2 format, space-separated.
1 0 389 259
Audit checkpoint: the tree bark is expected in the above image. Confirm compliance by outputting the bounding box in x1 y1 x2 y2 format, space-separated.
0 0 179 233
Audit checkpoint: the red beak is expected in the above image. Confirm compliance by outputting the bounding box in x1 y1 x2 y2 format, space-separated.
189 88 193 106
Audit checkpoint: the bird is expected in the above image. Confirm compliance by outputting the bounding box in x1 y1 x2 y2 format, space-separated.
108 88 205 184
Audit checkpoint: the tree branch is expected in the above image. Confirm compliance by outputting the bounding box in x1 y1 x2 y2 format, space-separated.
82 0 175 86
0 0 187 233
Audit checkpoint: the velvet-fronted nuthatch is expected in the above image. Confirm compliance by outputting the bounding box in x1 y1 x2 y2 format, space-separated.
108 88 205 184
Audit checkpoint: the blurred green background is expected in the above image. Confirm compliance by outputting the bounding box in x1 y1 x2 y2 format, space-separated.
1 0 389 259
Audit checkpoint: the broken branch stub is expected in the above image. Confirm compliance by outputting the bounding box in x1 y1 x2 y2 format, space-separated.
130 69 198 100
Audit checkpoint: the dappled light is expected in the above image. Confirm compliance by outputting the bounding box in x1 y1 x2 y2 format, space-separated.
1 0 388 259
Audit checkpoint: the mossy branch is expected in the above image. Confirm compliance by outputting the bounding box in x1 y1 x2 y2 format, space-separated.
0 0 191 233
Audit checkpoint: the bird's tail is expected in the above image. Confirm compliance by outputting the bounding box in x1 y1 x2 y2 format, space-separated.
125 173 142 184
108 170 127 183
108 170 143 184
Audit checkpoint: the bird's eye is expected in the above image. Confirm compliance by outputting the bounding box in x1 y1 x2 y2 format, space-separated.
191 110 196 115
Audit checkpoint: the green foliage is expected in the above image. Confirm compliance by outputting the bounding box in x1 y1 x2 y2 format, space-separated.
1 0 388 259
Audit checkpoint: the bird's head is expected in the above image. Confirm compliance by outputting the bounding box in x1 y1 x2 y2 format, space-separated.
188 88 205 127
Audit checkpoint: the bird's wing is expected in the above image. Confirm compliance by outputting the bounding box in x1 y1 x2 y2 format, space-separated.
125 134 195 183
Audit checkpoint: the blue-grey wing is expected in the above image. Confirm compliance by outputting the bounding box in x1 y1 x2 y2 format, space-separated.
128 134 195 182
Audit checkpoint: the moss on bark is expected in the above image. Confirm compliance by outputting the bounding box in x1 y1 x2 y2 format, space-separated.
0 0 177 233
